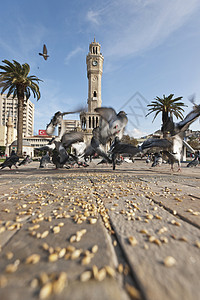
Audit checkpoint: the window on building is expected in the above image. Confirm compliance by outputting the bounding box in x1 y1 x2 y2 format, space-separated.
93 91 97 97
82 117 86 129
89 117 91 128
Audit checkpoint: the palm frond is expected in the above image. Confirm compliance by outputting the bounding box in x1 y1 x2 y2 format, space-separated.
146 94 186 123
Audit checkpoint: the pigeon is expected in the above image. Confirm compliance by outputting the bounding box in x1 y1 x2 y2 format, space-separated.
51 131 83 168
83 144 96 162
151 153 162 167
88 107 128 163
141 103 200 171
39 153 51 168
140 138 172 151
97 158 109 165
46 108 85 136
140 136 181 171
187 152 200 167
163 104 200 136
18 155 32 166
40 109 84 168
0 152 19 169
35 138 56 152
90 133 112 163
39 44 49 60
95 107 128 142
146 155 151 164
52 149 64 169
61 131 83 149
109 137 141 170
72 142 87 157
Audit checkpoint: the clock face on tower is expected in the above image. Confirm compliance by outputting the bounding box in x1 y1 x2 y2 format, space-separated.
92 60 98 66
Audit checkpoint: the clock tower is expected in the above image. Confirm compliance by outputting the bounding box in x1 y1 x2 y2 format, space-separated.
86 38 104 112
80 38 104 142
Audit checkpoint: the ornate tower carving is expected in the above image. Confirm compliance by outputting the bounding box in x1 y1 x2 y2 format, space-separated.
5 112 14 156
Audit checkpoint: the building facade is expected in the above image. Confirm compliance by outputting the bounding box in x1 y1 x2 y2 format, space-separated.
61 119 81 134
24 135 53 149
0 94 34 146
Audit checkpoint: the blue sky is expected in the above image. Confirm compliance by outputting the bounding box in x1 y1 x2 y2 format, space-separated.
1 0 200 137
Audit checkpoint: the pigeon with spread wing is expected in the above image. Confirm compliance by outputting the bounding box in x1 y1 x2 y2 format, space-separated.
39 44 49 60
141 103 200 171
88 107 128 163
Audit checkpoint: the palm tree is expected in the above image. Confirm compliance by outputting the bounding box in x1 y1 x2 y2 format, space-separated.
0 60 42 156
146 94 187 136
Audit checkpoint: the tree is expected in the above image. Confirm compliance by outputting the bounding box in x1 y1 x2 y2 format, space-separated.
146 94 187 136
188 136 200 150
0 60 42 156
121 134 138 146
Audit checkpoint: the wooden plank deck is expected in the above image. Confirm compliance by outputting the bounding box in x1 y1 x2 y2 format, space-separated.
0 161 199 300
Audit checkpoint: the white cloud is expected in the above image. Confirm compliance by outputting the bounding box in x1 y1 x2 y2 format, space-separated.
86 10 101 25
126 128 147 138
64 47 84 65
86 0 200 59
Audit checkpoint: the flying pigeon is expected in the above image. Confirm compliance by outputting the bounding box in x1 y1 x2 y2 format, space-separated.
46 108 85 136
61 131 83 149
95 107 128 142
140 138 172 151
18 155 32 166
141 103 200 171
109 137 141 170
87 107 128 163
72 142 87 157
140 136 182 171
35 137 56 152
39 44 49 60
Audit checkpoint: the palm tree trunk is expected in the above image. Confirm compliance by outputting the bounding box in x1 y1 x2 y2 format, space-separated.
162 111 168 138
17 100 23 156
17 87 24 157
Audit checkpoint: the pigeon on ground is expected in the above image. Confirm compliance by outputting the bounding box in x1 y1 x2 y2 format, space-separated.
0 152 19 169
140 136 181 171
151 153 162 167
38 108 84 168
39 153 51 168
187 152 200 167
39 44 49 60
51 131 83 168
146 155 151 164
